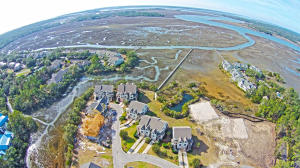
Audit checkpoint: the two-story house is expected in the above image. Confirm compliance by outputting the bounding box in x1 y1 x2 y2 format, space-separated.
94 84 114 101
116 83 137 102
126 101 148 120
137 116 168 142
172 126 193 152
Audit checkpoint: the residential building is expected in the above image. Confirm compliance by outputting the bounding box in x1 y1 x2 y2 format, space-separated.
116 83 138 102
238 79 256 92
49 59 62 71
172 126 193 152
137 116 168 141
249 65 262 74
47 67 69 84
0 113 13 156
233 62 248 71
126 101 148 120
230 69 243 82
94 85 114 101
87 97 109 117
222 60 233 71
80 162 102 168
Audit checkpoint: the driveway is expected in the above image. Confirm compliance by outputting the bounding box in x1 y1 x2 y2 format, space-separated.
110 103 179 168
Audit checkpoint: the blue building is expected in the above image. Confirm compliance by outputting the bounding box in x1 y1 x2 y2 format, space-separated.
0 113 13 156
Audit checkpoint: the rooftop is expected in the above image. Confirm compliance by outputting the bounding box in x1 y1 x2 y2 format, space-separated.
172 126 192 140
117 83 137 94
139 115 167 133
128 101 147 112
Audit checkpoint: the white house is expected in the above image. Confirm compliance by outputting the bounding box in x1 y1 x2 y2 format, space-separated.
172 126 193 152
127 101 148 120
137 115 168 141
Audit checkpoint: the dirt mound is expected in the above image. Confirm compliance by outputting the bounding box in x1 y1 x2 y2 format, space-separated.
82 113 105 137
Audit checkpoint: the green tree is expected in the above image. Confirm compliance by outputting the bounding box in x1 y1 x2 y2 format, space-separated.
192 158 202 168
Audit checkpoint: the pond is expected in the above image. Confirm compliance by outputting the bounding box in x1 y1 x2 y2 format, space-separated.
170 94 193 112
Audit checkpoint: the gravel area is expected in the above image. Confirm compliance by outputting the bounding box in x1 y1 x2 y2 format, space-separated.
189 101 219 122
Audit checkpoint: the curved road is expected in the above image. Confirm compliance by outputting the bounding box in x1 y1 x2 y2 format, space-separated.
110 103 179 168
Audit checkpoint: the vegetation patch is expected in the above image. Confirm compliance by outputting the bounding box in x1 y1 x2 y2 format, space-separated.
157 81 206 119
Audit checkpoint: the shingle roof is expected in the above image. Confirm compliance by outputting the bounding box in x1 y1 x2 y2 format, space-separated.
139 116 167 133
80 162 102 168
95 85 114 93
173 126 192 140
0 115 8 127
117 83 137 94
128 101 147 113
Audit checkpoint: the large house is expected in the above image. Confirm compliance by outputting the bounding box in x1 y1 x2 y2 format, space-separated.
230 69 243 82
126 101 148 120
116 83 138 102
222 60 233 71
86 96 109 117
172 126 193 152
94 85 114 101
238 79 256 92
0 113 13 156
47 67 69 84
137 116 168 141
233 62 248 71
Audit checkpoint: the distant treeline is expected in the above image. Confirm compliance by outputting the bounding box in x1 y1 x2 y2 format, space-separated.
0 10 164 50
229 15 300 43
73 11 164 22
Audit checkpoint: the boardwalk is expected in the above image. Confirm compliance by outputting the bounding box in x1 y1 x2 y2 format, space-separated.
157 49 193 90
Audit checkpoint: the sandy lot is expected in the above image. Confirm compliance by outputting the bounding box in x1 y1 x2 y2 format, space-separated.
189 101 219 122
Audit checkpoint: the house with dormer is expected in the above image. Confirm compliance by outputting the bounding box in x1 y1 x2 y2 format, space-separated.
126 101 148 120
172 126 193 152
116 83 138 102
94 85 114 101
137 116 168 142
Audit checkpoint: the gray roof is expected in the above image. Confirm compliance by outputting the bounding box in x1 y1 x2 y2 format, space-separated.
80 162 101 168
139 116 167 133
47 67 69 84
95 85 114 93
117 83 137 94
128 101 147 113
173 126 192 140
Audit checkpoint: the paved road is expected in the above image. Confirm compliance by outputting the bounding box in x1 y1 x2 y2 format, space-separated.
110 103 180 168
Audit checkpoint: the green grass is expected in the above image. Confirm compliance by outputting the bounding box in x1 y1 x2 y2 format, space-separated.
16 68 31 77
121 124 138 152
125 161 160 168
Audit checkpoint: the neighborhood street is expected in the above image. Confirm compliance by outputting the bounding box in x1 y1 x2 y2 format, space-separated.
110 103 180 168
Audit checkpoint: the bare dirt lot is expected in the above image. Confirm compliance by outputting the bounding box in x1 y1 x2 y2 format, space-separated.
189 101 219 122
195 103 276 168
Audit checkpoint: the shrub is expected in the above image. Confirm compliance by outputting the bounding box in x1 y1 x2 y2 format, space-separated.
192 158 202 168
152 143 160 154
120 130 129 140
145 137 151 144
119 116 126 121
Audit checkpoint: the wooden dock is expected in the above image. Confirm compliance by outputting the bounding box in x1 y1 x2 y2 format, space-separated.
157 49 193 90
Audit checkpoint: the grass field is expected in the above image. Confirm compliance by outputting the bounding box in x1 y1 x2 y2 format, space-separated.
121 124 138 152
125 161 160 168
16 68 31 77
143 90 218 166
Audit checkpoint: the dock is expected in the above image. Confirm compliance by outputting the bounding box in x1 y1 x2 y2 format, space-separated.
157 49 193 90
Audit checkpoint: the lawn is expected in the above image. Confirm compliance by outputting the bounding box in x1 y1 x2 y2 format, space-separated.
16 68 31 77
125 161 159 168
120 124 138 152
143 90 218 166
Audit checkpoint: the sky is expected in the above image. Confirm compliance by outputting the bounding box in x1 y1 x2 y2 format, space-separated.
0 0 300 35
